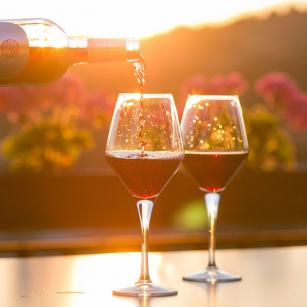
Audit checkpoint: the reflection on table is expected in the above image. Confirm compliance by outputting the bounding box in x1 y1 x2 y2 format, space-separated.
0 246 306 306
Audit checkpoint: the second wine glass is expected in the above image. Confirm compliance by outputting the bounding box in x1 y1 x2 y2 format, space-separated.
181 95 249 283
106 93 184 296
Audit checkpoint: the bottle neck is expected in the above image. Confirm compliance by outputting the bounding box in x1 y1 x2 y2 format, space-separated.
68 37 140 64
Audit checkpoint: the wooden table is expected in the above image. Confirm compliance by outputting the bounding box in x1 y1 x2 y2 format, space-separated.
1 246 306 307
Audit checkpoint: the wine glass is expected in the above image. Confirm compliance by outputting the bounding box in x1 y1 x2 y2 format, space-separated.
181 95 248 283
106 93 184 296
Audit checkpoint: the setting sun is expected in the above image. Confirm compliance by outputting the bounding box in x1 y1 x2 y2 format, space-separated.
0 0 306 38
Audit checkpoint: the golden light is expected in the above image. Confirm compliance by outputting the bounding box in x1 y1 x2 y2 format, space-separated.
67 252 163 306
61 0 306 38
21 23 68 47
0 0 306 38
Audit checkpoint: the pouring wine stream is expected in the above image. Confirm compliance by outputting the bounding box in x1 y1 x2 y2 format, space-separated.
133 55 146 156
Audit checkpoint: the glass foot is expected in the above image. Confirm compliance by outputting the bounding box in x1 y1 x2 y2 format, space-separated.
113 282 178 297
183 267 241 283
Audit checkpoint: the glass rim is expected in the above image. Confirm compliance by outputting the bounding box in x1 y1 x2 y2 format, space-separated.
118 93 174 99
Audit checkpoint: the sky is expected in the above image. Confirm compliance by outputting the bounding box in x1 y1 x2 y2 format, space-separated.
1 0 307 38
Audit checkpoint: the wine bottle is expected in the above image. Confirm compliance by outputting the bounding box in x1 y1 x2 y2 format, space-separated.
0 18 140 85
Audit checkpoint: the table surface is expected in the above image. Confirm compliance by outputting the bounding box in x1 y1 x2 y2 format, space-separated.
1 245 307 307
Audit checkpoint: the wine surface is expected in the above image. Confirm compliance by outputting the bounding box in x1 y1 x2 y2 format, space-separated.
106 150 183 199
184 151 248 192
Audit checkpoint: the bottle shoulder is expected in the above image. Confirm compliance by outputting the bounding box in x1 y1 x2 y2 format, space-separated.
1 18 64 30
1 18 69 48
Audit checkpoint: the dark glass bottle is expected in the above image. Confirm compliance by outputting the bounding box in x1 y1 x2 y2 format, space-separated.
0 18 140 85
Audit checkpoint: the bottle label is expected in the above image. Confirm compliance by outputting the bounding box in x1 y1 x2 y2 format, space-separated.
0 22 29 80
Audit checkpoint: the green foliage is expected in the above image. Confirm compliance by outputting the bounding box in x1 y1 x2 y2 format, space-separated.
2 120 93 172
245 104 296 171
0 75 112 173
173 199 208 230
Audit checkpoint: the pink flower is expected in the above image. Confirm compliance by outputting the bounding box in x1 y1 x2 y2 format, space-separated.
285 92 307 131
256 72 307 132
179 74 208 97
178 72 248 117
42 73 86 108
255 72 299 111
180 72 248 99
0 73 86 124
79 91 114 127
210 72 248 95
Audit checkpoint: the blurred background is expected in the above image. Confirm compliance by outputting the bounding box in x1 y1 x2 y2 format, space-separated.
0 0 307 255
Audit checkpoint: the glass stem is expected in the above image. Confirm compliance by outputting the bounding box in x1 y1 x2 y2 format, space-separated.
137 199 154 284
205 192 220 269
